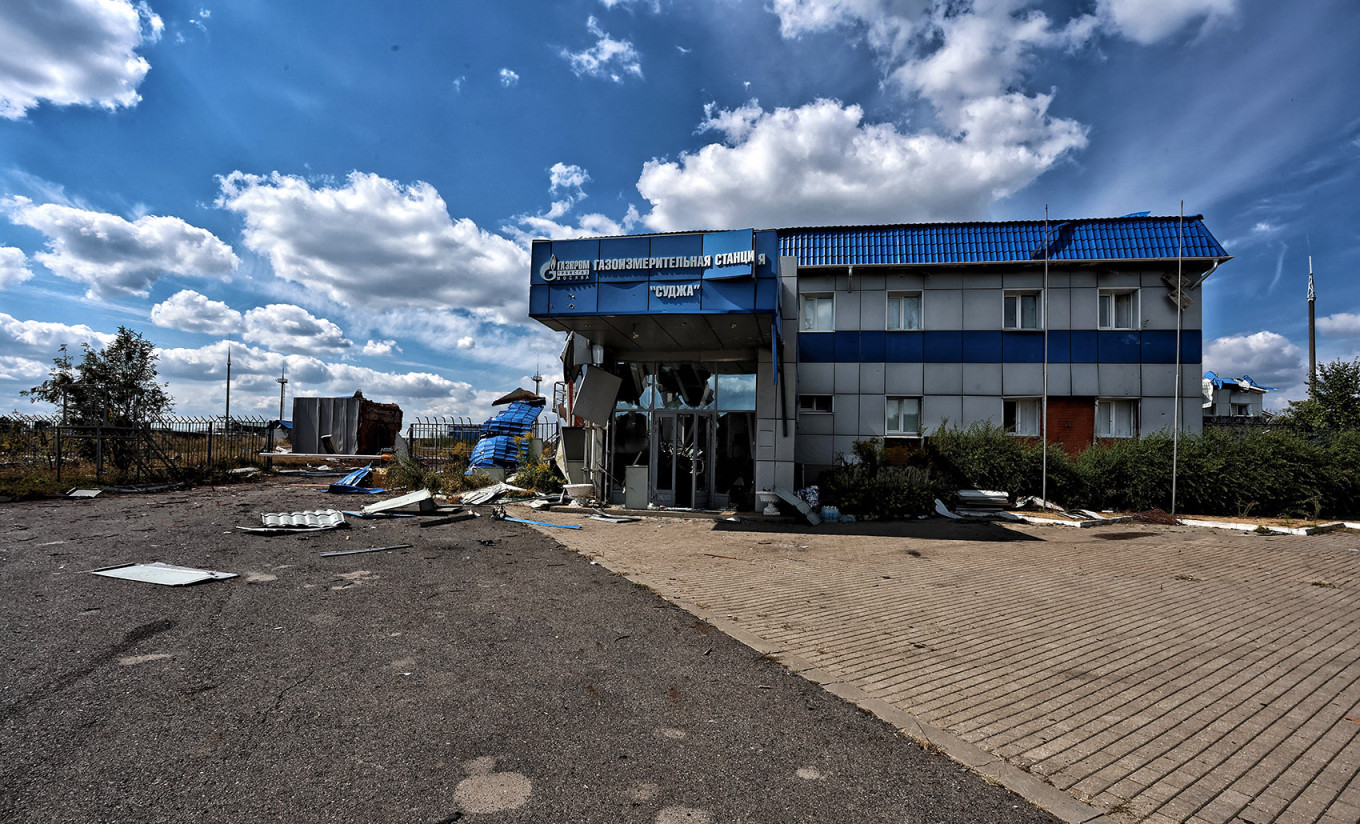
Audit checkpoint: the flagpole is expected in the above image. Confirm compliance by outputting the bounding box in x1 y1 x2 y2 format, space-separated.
1171 203 1184 518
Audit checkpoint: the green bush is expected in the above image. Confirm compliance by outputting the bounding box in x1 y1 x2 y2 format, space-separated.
820 439 939 519
511 436 563 494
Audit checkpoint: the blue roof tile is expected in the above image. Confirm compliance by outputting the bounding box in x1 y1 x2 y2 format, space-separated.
777 215 1229 267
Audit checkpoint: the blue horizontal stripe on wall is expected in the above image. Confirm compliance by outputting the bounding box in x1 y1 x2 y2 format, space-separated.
799 330 1201 364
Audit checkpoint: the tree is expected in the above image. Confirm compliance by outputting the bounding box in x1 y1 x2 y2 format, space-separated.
24 327 173 426
1278 358 1360 431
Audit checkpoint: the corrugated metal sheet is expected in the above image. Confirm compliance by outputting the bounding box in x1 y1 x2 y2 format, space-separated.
777 215 1229 267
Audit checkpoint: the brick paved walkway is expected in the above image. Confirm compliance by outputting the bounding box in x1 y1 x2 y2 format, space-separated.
530 514 1360 823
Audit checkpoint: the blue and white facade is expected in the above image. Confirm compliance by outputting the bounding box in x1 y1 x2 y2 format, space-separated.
530 216 1230 509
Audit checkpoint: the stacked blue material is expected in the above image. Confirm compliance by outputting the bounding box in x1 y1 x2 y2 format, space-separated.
468 435 520 470
478 401 543 438
466 401 545 473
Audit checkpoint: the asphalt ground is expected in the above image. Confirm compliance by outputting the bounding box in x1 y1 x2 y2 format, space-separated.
0 480 1054 824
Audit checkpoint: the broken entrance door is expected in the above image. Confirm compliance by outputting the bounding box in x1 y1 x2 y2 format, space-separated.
651 411 712 509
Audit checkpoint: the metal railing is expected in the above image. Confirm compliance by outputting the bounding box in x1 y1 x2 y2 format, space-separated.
404 415 558 470
0 413 278 483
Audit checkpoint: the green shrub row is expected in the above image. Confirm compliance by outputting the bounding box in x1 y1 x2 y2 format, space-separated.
820 425 1360 520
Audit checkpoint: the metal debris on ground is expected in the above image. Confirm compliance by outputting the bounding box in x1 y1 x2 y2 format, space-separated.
327 464 385 494
66 488 101 498
320 544 412 557
491 506 581 529
460 482 528 506
934 499 962 520
342 511 416 519
91 562 237 586
955 490 1009 516
361 488 435 514
419 511 478 528
773 487 822 525
238 509 348 534
590 510 640 524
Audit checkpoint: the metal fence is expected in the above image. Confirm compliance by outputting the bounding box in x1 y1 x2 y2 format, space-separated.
0 413 278 483
404 415 558 471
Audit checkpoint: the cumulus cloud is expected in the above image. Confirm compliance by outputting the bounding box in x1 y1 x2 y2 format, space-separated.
1096 0 1237 45
242 304 352 355
0 311 114 358
561 16 644 82
361 339 401 356
216 171 529 321
1204 331 1305 390
150 289 243 336
3 197 239 298
499 68 519 87
1318 312 1360 338
156 340 494 417
0 355 48 383
0 246 34 288
635 96 1085 231
0 0 163 119
889 2 1096 109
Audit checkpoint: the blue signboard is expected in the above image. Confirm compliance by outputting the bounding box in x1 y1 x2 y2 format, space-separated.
530 230 778 318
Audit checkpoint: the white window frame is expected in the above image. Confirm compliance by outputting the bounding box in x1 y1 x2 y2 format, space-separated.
1004 398 1042 437
1098 289 1139 330
886 291 923 330
1095 398 1138 439
798 394 833 414
800 292 835 332
1004 290 1043 330
885 396 921 436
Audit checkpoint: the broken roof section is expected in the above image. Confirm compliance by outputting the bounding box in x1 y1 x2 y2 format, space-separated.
492 387 544 406
1204 371 1275 393
467 399 546 473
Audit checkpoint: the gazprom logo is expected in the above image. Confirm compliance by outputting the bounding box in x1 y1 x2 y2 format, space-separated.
540 255 592 282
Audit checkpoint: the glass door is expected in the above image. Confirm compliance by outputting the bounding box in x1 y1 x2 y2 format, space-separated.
651 411 713 509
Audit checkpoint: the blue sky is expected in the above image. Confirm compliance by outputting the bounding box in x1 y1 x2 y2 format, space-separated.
1 0 1356 418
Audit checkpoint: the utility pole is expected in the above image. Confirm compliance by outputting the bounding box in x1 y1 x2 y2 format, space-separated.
1308 257 1317 396
224 345 232 423
276 363 289 421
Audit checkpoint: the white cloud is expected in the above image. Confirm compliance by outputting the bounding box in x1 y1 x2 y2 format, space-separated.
503 165 639 244
0 355 47 383
216 171 529 322
3 197 239 298
242 304 352 355
156 340 494 418
0 246 34 288
561 16 644 82
150 289 243 335
499 68 519 87
635 96 1085 231
1204 331 1305 393
0 311 115 359
361 339 401 356
0 0 163 119
889 3 1096 108
1318 313 1360 338
1097 0 1237 45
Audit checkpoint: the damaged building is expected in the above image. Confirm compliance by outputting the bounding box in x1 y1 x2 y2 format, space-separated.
529 217 1230 509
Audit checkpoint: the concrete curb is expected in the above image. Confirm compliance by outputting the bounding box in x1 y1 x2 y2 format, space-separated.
572 542 1118 824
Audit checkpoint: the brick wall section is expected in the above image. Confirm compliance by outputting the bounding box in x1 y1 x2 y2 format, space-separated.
1047 396 1093 456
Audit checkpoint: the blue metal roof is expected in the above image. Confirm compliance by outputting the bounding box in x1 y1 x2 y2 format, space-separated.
778 215 1229 267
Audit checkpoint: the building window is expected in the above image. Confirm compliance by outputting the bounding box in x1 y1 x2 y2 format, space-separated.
1231 402 1252 416
887 292 922 330
886 397 921 435
800 293 834 332
1004 398 1042 436
1004 291 1042 330
1096 399 1137 438
798 394 833 413
1098 289 1138 330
